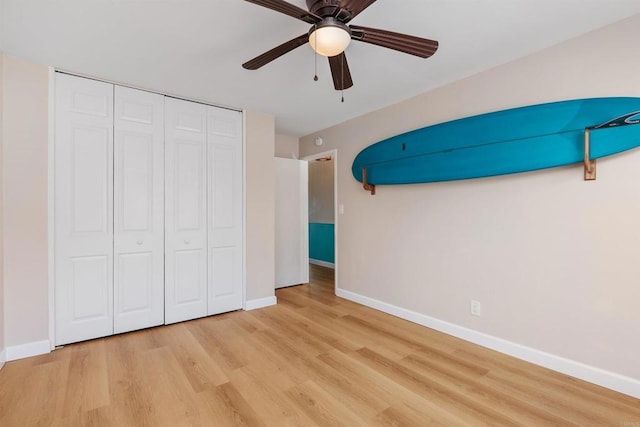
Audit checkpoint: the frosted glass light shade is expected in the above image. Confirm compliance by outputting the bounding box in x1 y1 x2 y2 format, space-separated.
309 26 351 57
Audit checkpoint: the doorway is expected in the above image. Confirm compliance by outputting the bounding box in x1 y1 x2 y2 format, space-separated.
303 149 338 293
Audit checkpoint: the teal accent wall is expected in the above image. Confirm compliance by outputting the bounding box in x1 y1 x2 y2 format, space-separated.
309 223 334 263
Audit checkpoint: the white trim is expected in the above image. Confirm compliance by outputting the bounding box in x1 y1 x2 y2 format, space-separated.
336 288 640 399
333 148 340 293
309 258 335 269
0 349 6 369
333 151 338 293
245 296 277 311
47 67 56 349
242 110 247 310
6 340 51 361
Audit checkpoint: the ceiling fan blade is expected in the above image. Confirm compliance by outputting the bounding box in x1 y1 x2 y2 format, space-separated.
243 34 309 70
328 52 354 90
350 25 439 58
339 0 377 22
244 0 321 24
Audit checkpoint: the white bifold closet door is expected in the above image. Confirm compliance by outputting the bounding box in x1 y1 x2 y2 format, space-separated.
55 74 115 345
113 86 165 333
56 73 243 342
165 99 243 323
207 107 243 314
55 75 165 345
164 98 209 324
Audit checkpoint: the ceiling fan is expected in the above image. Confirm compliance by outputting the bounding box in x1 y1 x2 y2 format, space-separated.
242 0 439 91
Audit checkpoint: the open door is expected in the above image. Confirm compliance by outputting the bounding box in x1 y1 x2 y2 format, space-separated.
275 158 309 288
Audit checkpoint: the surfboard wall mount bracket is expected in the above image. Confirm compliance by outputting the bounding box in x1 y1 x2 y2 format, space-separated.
583 110 640 180
362 167 376 195
584 128 596 181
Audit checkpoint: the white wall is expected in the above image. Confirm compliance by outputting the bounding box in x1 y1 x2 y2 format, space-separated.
300 14 640 393
1 54 49 351
0 56 277 354
274 133 299 159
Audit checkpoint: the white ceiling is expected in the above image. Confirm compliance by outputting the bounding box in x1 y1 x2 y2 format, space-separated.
1 0 640 136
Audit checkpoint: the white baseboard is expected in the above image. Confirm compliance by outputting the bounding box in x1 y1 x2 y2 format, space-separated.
310 259 335 269
0 348 5 369
245 296 277 311
6 340 51 362
336 288 640 399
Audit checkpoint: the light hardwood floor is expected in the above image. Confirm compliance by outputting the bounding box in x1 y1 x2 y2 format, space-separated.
1 264 639 426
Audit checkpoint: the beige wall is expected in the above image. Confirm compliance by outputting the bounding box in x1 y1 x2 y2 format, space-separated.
245 110 276 301
301 14 640 381
2 54 50 348
274 133 299 159
0 52 5 359
0 57 276 350
308 159 334 224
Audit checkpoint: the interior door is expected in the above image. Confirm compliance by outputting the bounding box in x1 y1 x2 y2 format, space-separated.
164 97 208 324
113 86 165 333
55 73 114 345
207 107 243 314
275 158 309 288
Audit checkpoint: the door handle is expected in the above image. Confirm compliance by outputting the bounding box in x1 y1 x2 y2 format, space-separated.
184 239 190 244
136 240 143 245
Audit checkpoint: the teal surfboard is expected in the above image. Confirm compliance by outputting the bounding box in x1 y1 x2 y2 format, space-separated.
352 98 640 187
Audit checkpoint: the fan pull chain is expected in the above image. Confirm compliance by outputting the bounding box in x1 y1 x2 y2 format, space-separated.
314 51 318 81
341 54 345 103
313 28 318 82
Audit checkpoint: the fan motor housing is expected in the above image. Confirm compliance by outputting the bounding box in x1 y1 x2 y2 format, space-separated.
307 0 342 17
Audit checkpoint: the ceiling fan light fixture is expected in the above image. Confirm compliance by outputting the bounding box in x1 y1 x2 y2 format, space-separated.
309 18 351 57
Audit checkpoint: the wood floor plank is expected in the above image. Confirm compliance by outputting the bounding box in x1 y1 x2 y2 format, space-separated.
453 346 640 417
210 382 265 426
316 349 468 425
104 335 163 426
0 264 638 426
293 305 414 361
398 351 577 425
270 303 363 353
371 403 450 427
186 317 251 373
351 346 522 425
160 323 230 392
228 365 320 426
284 380 369 427
61 341 110 418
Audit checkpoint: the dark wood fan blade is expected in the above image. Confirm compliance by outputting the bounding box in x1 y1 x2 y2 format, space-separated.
339 0 377 22
350 25 438 58
328 53 354 90
243 34 309 70
245 0 321 24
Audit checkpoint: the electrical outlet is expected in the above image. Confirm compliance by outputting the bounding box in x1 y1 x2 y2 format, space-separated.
470 300 481 317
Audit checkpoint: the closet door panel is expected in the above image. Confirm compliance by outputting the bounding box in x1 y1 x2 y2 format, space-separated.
55 73 114 345
207 107 243 314
165 98 208 324
113 86 165 333
175 250 204 303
